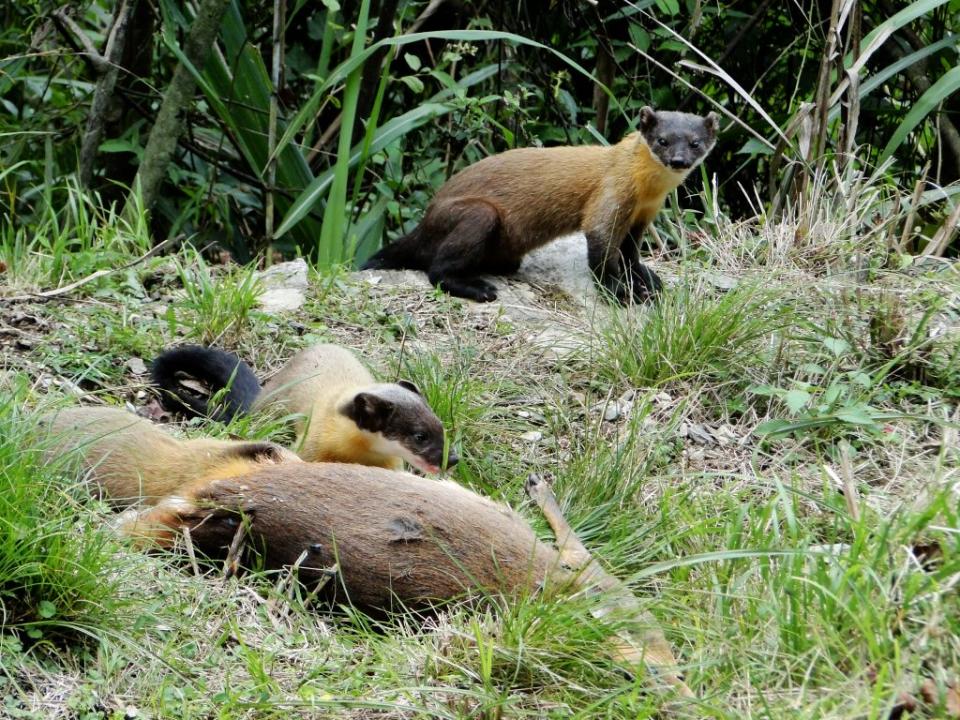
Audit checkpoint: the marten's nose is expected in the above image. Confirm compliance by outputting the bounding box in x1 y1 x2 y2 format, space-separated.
669 157 689 169
445 449 459 468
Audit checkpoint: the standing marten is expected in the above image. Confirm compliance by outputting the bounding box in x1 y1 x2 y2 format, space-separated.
42 406 300 506
40 408 691 697
151 344 456 473
363 106 719 303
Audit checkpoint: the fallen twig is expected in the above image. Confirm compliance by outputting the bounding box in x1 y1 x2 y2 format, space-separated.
3 235 177 303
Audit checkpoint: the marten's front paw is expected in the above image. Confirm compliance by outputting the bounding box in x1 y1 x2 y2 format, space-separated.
438 277 499 302
629 263 662 303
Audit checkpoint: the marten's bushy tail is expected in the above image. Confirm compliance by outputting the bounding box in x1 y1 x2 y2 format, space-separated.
151 345 260 422
360 227 427 271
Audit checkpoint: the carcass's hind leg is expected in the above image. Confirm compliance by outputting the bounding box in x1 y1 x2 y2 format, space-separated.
524 473 594 571
112 496 201 548
524 474 693 699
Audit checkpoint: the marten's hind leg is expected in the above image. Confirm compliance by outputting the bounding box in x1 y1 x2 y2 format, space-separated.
113 496 204 548
113 480 246 553
426 201 502 302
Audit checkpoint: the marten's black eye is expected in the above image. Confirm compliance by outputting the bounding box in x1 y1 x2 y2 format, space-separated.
657 137 669 147
690 139 701 149
413 432 427 444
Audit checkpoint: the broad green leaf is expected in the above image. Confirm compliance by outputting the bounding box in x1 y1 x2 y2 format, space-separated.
834 405 879 426
880 65 960 163
784 389 811 414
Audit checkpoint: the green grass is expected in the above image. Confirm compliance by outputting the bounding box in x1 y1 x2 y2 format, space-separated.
590 280 793 389
1 184 958 718
0 389 126 644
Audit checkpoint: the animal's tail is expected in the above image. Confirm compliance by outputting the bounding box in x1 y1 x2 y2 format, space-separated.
151 345 261 422
360 226 426 271
525 474 694 699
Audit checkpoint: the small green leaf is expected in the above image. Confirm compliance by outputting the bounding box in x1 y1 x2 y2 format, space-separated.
654 0 681 14
400 75 425 94
823 338 850 357
823 384 843 406
736 138 774 156
784 389 811 414
403 53 421 71
38 600 56 619
748 384 780 397
628 25 650 52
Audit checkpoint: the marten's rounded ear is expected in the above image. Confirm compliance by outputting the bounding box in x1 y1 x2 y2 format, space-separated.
705 111 720 135
639 106 658 131
341 392 393 432
224 441 294 464
397 380 422 396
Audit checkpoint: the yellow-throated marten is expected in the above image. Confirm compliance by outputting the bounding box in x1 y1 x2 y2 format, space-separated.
42 406 300 507
151 344 456 473
363 107 719 303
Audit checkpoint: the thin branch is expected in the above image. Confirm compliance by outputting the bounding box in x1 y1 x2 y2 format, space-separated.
265 0 286 249
4 236 178 303
51 8 109 73
79 0 132 187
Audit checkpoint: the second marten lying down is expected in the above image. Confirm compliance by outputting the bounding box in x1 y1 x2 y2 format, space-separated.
151 344 456 473
42 406 300 507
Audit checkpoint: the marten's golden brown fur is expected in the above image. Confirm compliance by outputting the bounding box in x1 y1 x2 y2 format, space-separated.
42 406 300 507
363 106 719 304
152 344 456 473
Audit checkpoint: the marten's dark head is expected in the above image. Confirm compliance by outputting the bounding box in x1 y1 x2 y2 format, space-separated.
339 382 457 473
638 106 719 173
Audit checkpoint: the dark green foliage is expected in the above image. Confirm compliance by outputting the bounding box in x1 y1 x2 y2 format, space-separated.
1 1 957 265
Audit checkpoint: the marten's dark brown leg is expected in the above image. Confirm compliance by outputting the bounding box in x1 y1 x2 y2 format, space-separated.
586 232 629 304
426 202 502 302
621 222 663 303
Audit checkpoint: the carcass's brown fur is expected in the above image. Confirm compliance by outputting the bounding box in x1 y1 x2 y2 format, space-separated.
120 463 559 608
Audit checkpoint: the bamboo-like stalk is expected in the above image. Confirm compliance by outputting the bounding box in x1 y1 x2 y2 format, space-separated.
316 0 372 267
265 0 287 261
